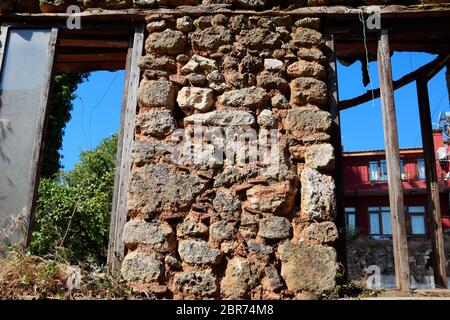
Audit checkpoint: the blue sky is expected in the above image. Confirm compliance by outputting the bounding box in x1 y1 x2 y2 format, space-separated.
339 52 449 152
60 70 125 171
59 52 449 170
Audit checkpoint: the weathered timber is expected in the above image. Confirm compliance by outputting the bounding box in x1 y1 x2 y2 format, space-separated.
416 79 448 289
107 24 144 272
377 29 411 291
325 32 347 281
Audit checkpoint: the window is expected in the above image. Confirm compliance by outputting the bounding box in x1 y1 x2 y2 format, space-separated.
368 160 388 181
417 159 426 180
406 206 426 235
0 24 145 271
345 207 357 230
368 206 392 238
0 28 55 246
368 159 406 181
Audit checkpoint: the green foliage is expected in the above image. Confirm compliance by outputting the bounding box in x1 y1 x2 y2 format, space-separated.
345 225 360 241
40 73 89 178
29 134 118 265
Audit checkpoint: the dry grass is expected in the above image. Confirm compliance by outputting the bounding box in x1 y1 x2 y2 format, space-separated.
0 251 154 300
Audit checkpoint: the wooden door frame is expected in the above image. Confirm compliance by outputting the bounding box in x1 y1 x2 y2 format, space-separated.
107 24 144 272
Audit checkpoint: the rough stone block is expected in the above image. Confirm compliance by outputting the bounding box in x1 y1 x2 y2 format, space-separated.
210 221 236 242
135 110 176 138
121 251 164 282
297 47 326 64
178 239 223 265
264 265 283 290
287 60 326 80
264 58 284 72
145 29 187 55
300 221 338 245
256 71 289 94
139 55 177 73
213 189 241 220
257 109 278 128
258 216 292 240
279 241 337 294
176 16 194 32
221 257 259 298
189 26 233 52
138 79 175 109
271 93 290 109
131 141 173 165
290 77 328 106
292 27 325 48
218 86 269 109
300 168 336 221
247 240 274 256
290 143 335 171
174 270 218 297
128 164 206 217
235 0 266 8
176 218 209 237
184 110 255 127
177 87 215 115
246 181 296 215
285 106 332 140
240 27 281 50
295 17 321 30
181 54 217 74
123 220 175 252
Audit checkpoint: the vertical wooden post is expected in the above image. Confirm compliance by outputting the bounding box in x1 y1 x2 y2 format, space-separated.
377 29 411 291
107 24 144 272
325 32 347 281
416 79 448 289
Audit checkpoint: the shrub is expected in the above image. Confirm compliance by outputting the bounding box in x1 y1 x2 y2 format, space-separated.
29 134 117 265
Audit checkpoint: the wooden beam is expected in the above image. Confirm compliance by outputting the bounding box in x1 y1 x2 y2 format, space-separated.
377 29 411 291
0 4 449 21
54 61 125 73
325 32 347 281
58 38 129 48
107 24 144 273
107 38 132 274
416 79 448 289
340 55 450 110
56 52 127 63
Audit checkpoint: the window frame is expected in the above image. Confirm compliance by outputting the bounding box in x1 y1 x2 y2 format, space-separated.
368 159 388 182
405 205 427 236
0 22 144 272
345 207 357 230
0 24 58 247
368 158 406 182
417 158 426 180
368 206 393 239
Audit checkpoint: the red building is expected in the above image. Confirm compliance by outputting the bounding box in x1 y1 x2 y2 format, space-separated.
343 129 450 239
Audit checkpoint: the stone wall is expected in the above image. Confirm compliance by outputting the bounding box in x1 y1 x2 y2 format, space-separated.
347 236 450 289
121 13 340 299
